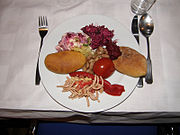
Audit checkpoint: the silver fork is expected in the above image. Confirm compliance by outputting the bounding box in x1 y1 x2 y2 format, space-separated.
35 16 48 85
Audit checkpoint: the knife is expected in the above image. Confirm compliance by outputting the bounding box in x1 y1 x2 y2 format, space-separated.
131 15 139 44
131 15 143 88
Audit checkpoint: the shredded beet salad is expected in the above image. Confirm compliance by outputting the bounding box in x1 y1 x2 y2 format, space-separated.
81 24 122 60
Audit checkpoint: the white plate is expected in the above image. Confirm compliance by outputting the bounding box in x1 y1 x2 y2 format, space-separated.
39 15 139 113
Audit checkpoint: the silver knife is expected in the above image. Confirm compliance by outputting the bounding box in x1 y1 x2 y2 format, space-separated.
131 15 143 88
131 15 139 44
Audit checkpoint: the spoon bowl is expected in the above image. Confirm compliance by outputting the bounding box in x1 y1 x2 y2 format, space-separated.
139 13 154 37
139 13 154 84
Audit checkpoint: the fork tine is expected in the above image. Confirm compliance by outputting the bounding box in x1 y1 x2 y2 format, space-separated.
38 16 41 27
39 16 43 27
45 16 48 26
43 16 45 26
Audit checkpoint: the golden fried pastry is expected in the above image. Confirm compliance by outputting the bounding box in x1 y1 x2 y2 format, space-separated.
44 51 86 74
113 46 147 77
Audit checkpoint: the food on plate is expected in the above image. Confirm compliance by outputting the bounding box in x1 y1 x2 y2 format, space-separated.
103 80 125 96
57 71 125 107
113 46 147 77
81 24 122 60
81 24 114 49
83 46 109 74
56 32 91 51
42 22 150 108
57 72 104 107
55 32 92 57
44 51 86 74
72 46 92 57
70 72 125 96
106 40 122 60
93 57 115 79
69 72 125 97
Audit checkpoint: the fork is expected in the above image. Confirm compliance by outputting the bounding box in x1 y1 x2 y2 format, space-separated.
35 16 48 85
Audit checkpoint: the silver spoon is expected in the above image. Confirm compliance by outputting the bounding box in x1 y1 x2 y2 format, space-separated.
139 13 154 84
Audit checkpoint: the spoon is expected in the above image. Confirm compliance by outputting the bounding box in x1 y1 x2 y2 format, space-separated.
139 13 154 84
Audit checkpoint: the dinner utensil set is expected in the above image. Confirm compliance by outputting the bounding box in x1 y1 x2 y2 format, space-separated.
35 16 48 85
131 13 154 87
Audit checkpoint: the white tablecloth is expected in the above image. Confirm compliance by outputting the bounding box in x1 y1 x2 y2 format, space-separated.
0 0 180 123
